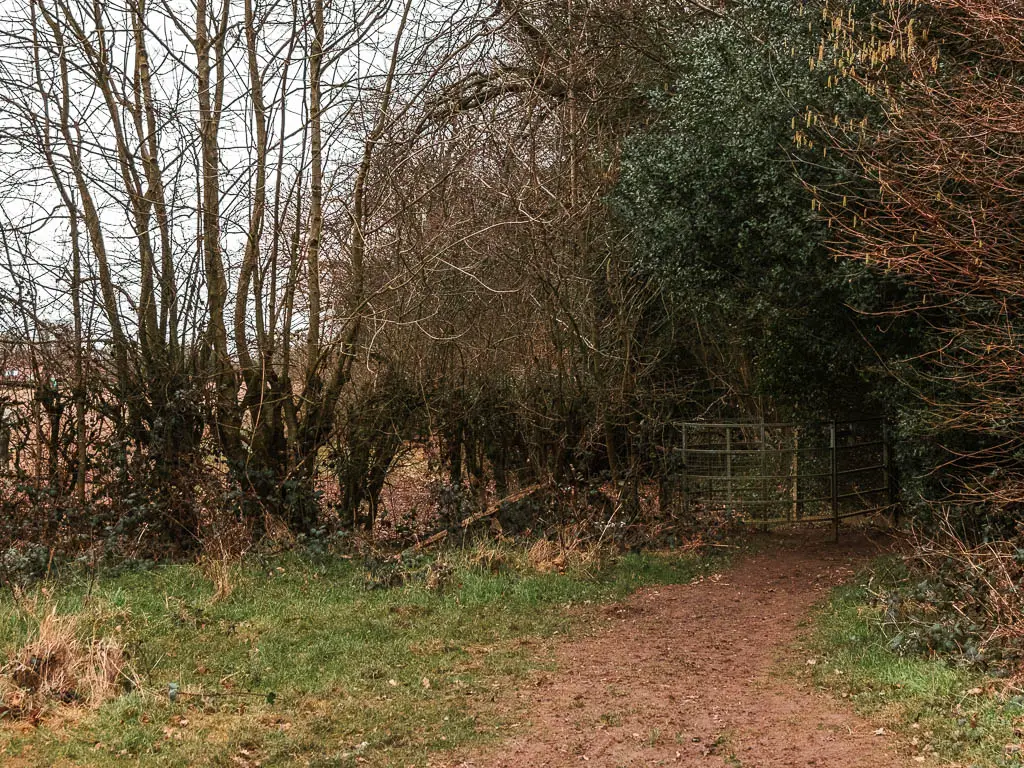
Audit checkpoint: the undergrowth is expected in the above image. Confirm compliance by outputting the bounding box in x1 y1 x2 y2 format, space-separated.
0 540 713 767
805 558 1024 767
0 597 132 721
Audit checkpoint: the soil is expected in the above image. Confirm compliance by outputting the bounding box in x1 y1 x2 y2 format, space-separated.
442 528 911 768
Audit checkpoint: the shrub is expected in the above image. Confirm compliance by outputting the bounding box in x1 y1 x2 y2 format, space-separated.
879 509 1024 674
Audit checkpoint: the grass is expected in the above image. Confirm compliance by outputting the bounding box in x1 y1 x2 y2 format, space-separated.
805 558 1024 767
0 543 713 767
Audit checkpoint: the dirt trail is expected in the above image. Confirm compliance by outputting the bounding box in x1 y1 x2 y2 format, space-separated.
443 530 908 768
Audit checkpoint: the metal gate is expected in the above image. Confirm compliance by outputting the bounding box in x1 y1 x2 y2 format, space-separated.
663 418 894 538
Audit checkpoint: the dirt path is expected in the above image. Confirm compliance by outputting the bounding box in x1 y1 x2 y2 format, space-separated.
443 530 908 768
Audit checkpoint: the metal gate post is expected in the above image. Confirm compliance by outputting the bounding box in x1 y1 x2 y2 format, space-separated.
760 423 768 517
883 419 897 526
790 426 801 521
725 425 733 513
830 419 839 543
682 424 689 518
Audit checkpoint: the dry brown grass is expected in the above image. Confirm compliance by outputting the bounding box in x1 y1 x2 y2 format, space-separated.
198 554 236 602
459 525 608 577
527 526 604 575
0 600 130 720
195 490 258 601
466 544 508 574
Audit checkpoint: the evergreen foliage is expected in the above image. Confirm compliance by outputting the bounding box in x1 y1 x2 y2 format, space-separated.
613 1 911 418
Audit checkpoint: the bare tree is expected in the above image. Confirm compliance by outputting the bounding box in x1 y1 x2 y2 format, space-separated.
816 0 1024 504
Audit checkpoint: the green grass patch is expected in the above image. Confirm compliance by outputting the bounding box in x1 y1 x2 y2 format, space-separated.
0 544 713 767
805 559 1023 767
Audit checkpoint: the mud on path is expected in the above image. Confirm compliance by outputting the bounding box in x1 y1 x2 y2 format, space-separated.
442 530 906 768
